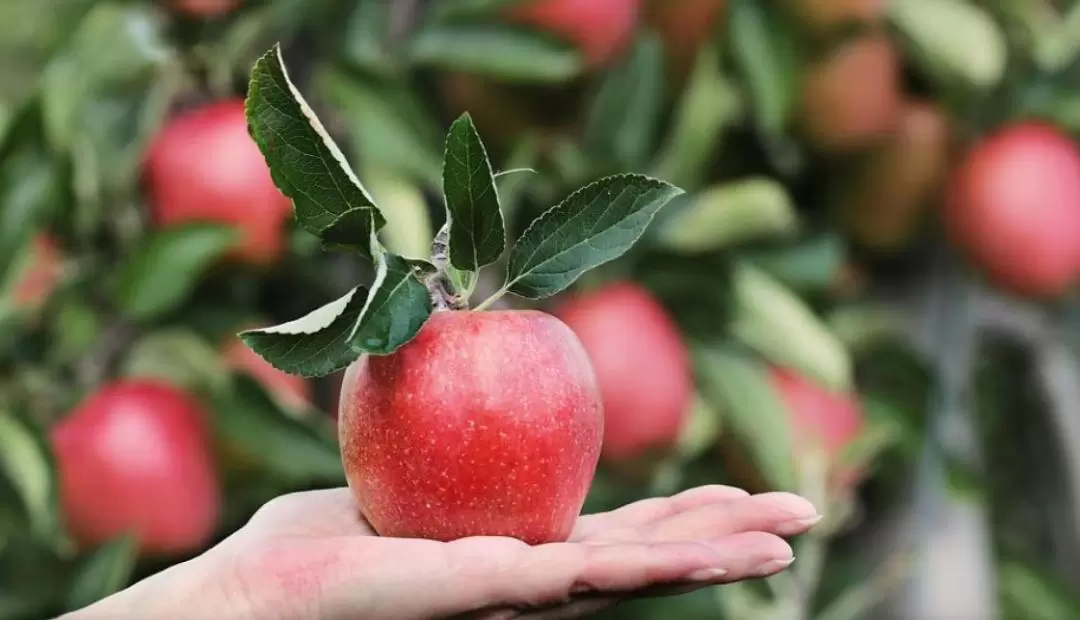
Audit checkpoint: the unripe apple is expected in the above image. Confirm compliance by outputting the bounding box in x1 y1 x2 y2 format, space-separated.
945 122 1080 298
51 380 220 555
144 100 291 265
505 0 641 69
787 0 885 35
799 34 901 152
10 233 63 311
338 310 603 544
168 0 242 18
553 282 692 465
644 0 726 88
223 327 311 412
845 101 952 253
767 367 865 495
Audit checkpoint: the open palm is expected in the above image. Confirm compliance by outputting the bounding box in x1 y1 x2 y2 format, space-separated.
71 485 819 620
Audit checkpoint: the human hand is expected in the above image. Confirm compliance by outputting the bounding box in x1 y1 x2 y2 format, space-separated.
67 485 820 620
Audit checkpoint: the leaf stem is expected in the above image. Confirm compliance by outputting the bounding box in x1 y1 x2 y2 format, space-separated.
473 285 510 312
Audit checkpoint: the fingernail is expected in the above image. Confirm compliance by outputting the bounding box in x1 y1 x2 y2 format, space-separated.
776 514 823 536
753 556 795 575
687 568 728 582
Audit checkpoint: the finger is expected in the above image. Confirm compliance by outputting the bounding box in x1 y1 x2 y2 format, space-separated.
570 485 750 541
593 492 820 544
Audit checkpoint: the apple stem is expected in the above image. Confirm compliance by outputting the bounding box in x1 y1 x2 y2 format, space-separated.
473 286 509 312
428 222 468 311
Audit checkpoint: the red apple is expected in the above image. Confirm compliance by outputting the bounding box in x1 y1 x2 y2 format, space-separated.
51 380 220 555
768 367 865 489
644 0 726 88
799 34 901 152
553 282 692 465
945 122 1080 298
787 0 885 35
338 310 603 544
144 99 291 265
505 0 641 69
168 0 242 18
10 233 63 311
223 327 311 412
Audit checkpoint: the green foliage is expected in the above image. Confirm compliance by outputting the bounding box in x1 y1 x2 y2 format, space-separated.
442 113 505 271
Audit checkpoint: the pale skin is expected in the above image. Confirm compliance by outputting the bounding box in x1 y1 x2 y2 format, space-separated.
63 486 821 620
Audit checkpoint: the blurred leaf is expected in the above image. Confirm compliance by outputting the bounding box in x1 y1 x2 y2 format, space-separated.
211 376 344 483
584 34 665 170
889 0 1007 90
1000 558 1080 620
50 299 102 365
742 233 845 292
0 409 60 543
342 0 393 71
653 45 741 189
346 248 434 354
1035 2 1080 72
247 45 384 257
65 535 137 612
367 169 434 260
504 175 684 299
675 393 722 460
728 0 799 140
0 0 96 108
430 0 527 21
316 67 443 188
442 113 505 271
730 262 852 391
241 287 368 378
407 24 582 83
120 329 228 393
694 345 797 492
0 538 68 620
114 224 237 321
496 135 541 225
657 178 798 253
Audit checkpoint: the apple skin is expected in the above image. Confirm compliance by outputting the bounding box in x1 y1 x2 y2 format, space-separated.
144 100 291 265
644 0 726 88
799 34 901 152
552 282 692 465
945 122 1080 298
10 233 63 311
506 0 641 69
50 380 220 555
845 100 952 253
168 0 242 17
338 309 603 545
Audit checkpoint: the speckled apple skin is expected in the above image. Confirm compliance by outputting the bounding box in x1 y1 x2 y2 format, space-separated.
338 310 604 545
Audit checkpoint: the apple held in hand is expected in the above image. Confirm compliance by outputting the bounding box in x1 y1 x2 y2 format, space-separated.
945 122 1080 298
506 0 641 69
144 99 292 265
554 282 692 465
50 380 220 555
338 310 603 545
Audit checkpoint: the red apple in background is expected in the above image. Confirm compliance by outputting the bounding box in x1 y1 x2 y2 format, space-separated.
506 0 641 69
768 367 865 490
223 327 311 412
50 380 220 555
168 0 242 18
10 233 63 311
144 100 291 265
787 0 885 35
338 310 603 545
553 282 692 465
799 34 901 152
945 122 1080 298
644 0 726 88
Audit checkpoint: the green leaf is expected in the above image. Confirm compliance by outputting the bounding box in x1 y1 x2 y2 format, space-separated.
584 34 666 170
346 248 434 354
407 24 582 83
65 535 137 612
315 67 443 188
889 0 1007 90
729 262 852 392
240 286 369 378
246 45 384 256
728 0 799 139
0 409 60 543
442 113 505 271
657 178 797 253
504 174 684 298
120 329 229 393
211 376 344 483
694 345 797 492
114 224 237 321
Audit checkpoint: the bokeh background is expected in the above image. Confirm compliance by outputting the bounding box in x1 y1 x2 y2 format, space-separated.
3 0 1080 618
